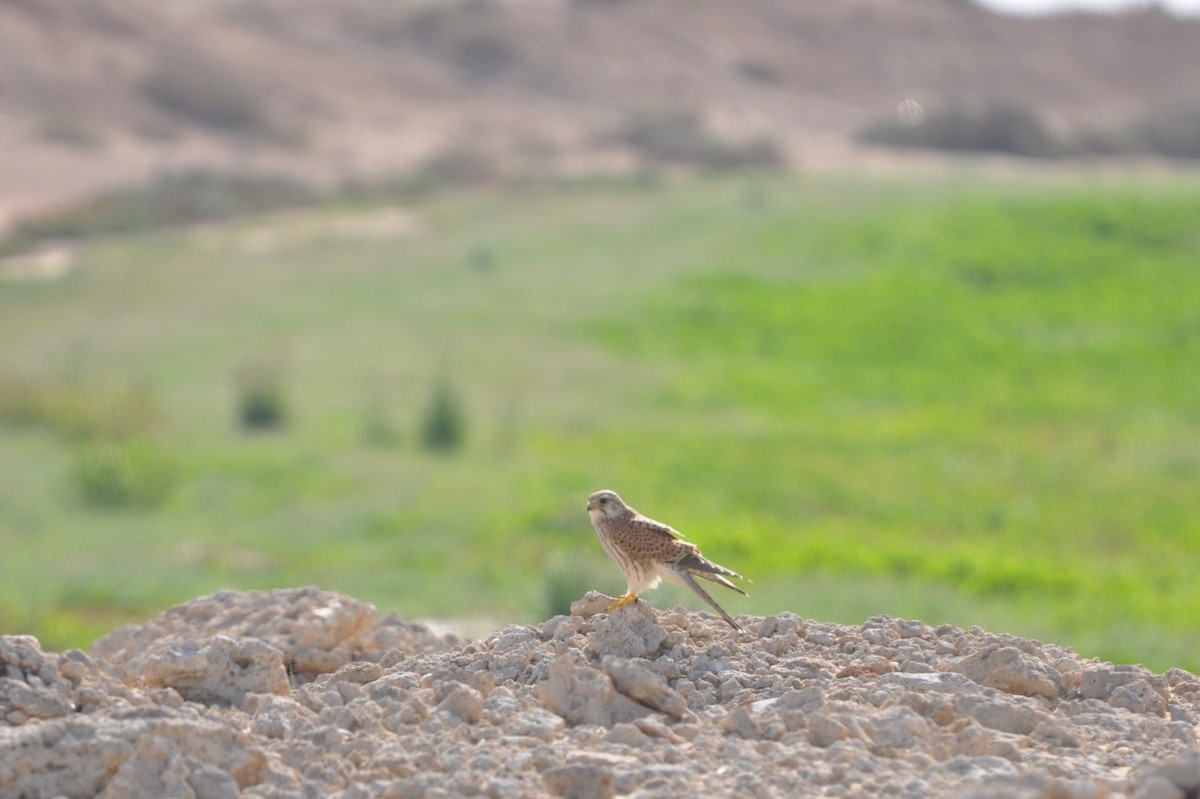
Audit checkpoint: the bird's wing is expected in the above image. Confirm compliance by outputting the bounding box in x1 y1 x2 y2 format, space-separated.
674 551 747 584
605 515 691 562
631 513 684 539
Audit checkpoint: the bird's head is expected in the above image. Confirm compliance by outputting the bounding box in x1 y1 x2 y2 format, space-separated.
587 489 627 519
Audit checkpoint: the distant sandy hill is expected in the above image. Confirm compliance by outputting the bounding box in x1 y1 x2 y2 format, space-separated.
2 0 1198 227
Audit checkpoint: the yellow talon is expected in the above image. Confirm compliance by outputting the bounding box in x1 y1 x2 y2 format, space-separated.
606 593 638 612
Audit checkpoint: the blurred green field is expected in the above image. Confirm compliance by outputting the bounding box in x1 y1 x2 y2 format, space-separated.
1 171 1197 670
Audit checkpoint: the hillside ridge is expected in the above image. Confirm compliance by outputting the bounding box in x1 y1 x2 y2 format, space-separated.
3 0 1199 227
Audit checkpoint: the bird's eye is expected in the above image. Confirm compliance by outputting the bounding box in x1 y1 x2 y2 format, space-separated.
598 497 607 505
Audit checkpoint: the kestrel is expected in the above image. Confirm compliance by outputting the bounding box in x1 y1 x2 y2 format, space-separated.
586 489 749 630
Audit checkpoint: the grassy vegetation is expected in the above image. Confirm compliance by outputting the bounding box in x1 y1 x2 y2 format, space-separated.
0 169 318 258
0 171 1197 671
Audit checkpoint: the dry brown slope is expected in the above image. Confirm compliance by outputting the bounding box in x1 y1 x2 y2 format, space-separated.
1 0 1198 227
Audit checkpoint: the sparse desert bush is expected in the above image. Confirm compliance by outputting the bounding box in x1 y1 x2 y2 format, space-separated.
1069 126 1137 158
865 97 1200 162
2 169 317 254
37 115 105 149
235 360 289 432
734 58 784 86
621 111 783 171
142 43 268 134
454 32 519 82
0 374 159 441
1132 101 1200 160
72 440 177 509
861 98 1063 158
420 145 502 188
1064 102 1200 161
420 376 466 452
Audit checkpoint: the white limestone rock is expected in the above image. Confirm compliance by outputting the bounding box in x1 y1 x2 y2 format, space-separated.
2 588 1199 798
140 636 290 706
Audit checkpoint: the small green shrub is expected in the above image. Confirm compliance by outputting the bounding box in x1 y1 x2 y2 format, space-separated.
235 361 288 432
420 377 466 452
72 441 177 509
239 386 286 430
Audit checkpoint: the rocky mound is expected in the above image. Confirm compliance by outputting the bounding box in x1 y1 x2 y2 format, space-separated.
1 587 1197 798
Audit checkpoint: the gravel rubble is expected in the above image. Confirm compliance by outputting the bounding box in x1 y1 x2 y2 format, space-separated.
1 586 1197 798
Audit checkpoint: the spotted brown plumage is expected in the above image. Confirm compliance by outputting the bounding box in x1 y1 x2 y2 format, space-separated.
586 489 749 630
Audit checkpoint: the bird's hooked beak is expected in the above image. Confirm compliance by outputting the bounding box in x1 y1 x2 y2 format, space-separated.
586 499 595 512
